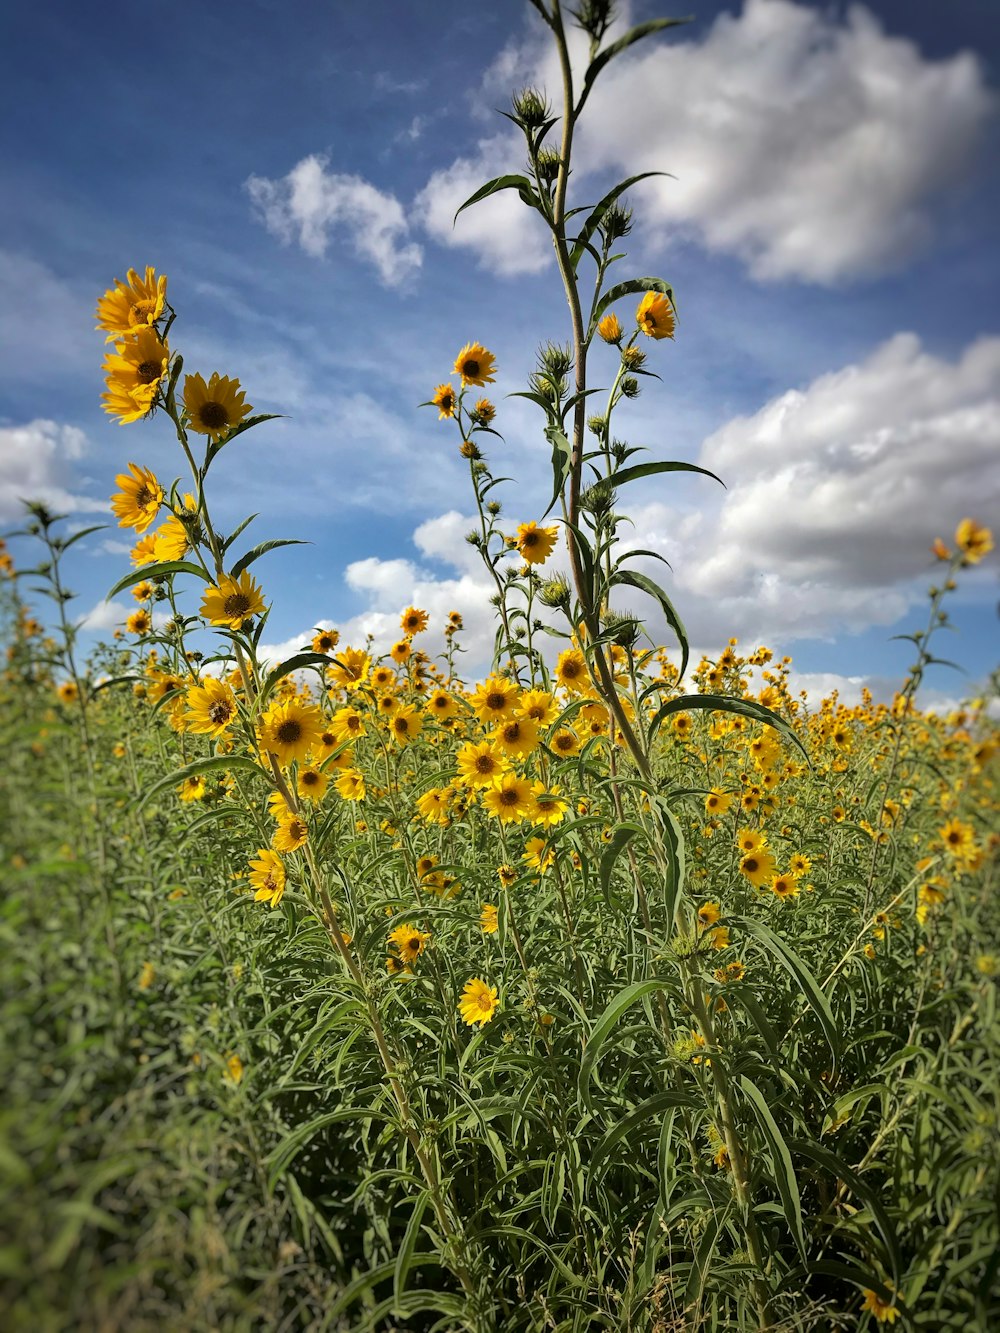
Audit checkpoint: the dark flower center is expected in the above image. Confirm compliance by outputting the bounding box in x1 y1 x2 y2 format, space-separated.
463 359 479 378
276 720 302 744
208 701 232 724
485 691 505 710
223 593 251 618
475 755 495 774
199 401 230 430
137 360 161 383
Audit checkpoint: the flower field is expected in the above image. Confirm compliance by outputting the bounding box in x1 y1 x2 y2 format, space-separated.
1 4 998 1331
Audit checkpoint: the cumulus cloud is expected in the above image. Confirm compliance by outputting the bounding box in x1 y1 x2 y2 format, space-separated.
423 0 993 284
245 155 423 285
674 333 1000 640
0 420 107 523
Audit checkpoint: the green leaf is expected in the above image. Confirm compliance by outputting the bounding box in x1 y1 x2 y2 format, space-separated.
90 674 141 694
740 1077 808 1264
59 524 107 552
730 916 840 1071
590 276 675 339
611 568 689 679
107 560 210 600
652 796 686 928
221 513 259 553
205 413 283 464
579 978 673 1108
543 423 573 518
134 754 264 813
647 693 810 762
589 1091 699 1184
453 173 542 221
261 651 331 700
598 821 645 902
393 1190 429 1314
611 459 724 490
579 19 692 113
230 538 308 580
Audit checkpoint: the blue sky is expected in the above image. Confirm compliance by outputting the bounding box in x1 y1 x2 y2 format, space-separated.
1 0 998 704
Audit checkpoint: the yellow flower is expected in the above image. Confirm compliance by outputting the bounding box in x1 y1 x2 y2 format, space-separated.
416 787 451 824
388 704 423 746
185 678 238 738
940 817 975 858
530 783 568 828
473 397 496 424
224 1053 244 1085
390 923 431 964
126 609 151 635
954 517 993 564
453 342 497 387
739 849 777 888
130 533 159 566
458 977 499 1027
555 648 589 695
770 873 800 900
273 813 308 853
327 646 370 691
469 675 520 725
296 766 329 802
312 627 340 654
138 961 156 990
183 372 253 440
705 788 733 815
860 1287 899 1324
597 312 623 344
697 901 721 929
549 728 581 758
518 689 558 727
258 700 324 768
390 638 411 664
200 571 266 629
132 580 153 602
400 606 429 635
516 520 559 565
329 706 365 743
153 514 190 562
523 836 554 872
426 689 459 723
432 383 456 419
102 327 169 414
456 739 510 788
249 848 286 908
111 463 164 533
480 904 498 934
95 266 167 341
492 716 539 760
636 290 675 340
178 774 207 802
335 768 366 801
482 772 534 824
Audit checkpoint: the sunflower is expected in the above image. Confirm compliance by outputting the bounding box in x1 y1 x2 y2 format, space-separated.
96 266 168 341
480 904 498 934
770 873 799 900
469 675 519 726
130 533 159 566
416 787 451 824
736 829 766 855
185 677 238 738
739 849 777 889
258 699 324 767
248 849 286 909
329 706 365 742
56 680 79 704
273 814 309 853
376 692 399 718
178 774 207 802
523 836 554 872
705 789 733 816
555 648 589 695
954 518 993 565
493 716 539 760
102 327 169 411
390 638 411 664
132 580 153 602
126 609 152 635
597 312 623 344
425 689 458 722
335 768 366 801
296 766 328 801
102 377 153 425
400 606 428 635
111 463 164 533
482 773 534 824
473 397 496 425
549 728 581 758
860 1287 899 1324
390 923 431 965
200 571 266 629
312 627 340 654
456 740 510 789
697 901 721 929
153 515 191 562
432 383 456 419
327 646 370 691
516 520 559 565
636 290 675 340
788 852 811 877
454 342 497 387
388 705 423 746
183 372 252 440
530 783 568 828
458 977 499 1027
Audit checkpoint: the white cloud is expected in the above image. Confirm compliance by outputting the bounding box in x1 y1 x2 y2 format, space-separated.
638 332 1000 644
425 0 993 284
245 155 423 286
0 420 107 523
77 599 129 631
415 133 550 276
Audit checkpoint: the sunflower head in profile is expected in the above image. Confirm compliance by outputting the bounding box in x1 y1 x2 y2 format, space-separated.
183 372 253 441
95 266 168 342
